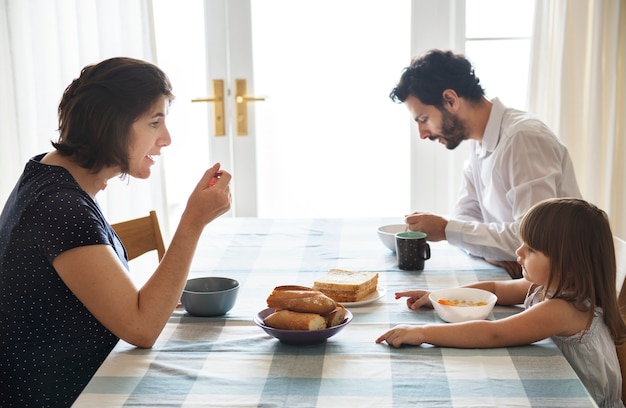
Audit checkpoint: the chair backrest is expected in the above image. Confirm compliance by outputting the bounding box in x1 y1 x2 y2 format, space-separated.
111 210 166 261
613 235 626 404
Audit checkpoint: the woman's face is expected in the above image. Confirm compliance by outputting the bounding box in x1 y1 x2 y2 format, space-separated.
516 242 551 287
127 96 171 179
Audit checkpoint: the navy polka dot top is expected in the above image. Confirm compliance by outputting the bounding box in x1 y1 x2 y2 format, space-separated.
0 154 129 407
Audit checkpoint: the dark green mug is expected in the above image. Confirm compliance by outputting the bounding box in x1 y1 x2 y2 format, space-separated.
395 231 431 271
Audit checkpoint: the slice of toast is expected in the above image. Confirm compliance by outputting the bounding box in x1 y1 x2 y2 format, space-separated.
312 269 378 302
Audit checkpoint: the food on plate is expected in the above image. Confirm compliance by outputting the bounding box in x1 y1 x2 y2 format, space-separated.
266 285 337 315
312 269 378 302
437 299 488 307
262 286 347 331
263 310 327 331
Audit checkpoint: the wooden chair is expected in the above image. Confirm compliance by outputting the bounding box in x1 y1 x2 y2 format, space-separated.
614 235 626 404
111 210 166 262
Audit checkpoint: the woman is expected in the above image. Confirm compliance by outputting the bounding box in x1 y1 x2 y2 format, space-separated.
0 57 232 407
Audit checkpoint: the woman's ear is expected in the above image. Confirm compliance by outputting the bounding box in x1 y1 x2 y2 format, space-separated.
442 89 459 111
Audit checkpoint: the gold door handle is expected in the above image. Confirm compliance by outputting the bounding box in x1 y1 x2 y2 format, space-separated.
235 79 266 136
236 96 266 103
191 79 225 136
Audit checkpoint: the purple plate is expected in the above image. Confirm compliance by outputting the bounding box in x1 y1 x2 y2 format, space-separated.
254 307 353 345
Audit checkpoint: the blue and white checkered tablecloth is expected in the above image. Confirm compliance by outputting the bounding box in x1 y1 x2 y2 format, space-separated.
74 218 597 407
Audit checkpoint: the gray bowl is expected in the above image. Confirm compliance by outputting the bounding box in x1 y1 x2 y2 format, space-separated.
181 277 240 317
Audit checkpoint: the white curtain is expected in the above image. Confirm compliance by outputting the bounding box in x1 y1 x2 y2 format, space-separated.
0 0 170 236
528 0 626 239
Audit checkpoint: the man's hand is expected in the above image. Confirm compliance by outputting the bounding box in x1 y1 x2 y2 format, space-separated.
405 212 448 241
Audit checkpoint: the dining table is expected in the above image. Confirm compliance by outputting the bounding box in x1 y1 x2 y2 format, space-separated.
74 217 597 407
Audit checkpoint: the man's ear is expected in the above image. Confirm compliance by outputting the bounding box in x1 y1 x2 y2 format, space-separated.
442 89 459 111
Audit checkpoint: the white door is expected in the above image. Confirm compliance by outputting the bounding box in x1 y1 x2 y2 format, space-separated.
155 0 414 219
247 1 414 218
153 0 533 224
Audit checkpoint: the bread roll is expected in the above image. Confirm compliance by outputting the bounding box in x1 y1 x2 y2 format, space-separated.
272 285 312 291
324 305 347 327
264 310 327 331
266 286 337 315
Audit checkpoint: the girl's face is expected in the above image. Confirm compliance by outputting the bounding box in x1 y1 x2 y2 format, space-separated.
516 242 551 287
127 96 171 179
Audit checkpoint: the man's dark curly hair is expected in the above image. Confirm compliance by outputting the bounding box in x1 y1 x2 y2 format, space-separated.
389 49 485 108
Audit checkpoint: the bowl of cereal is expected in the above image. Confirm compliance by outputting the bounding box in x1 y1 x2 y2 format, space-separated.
429 287 497 323
377 224 406 252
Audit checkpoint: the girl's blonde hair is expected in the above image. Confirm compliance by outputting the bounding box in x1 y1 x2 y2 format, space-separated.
519 197 626 344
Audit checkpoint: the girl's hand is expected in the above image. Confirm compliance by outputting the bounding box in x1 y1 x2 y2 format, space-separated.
395 290 432 310
375 324 425 348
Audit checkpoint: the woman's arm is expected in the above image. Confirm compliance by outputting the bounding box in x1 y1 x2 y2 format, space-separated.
53 166 231 348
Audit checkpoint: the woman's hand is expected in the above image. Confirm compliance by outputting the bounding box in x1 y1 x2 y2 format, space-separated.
395 290 433 310
181 163 231 229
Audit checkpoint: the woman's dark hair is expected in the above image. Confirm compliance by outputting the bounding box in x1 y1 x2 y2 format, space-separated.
519 197 626 344
389 49 485 107
54 57 175 174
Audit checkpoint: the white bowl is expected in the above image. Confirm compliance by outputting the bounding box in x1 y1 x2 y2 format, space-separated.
429 288 497 323
377 224 406 252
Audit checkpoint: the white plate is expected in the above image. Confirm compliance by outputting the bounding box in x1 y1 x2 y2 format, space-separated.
340 287 387 307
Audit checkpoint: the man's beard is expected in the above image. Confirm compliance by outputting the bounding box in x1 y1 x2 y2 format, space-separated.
430 109 468 150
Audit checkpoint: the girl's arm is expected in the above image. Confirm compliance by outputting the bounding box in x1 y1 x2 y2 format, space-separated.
376 297 587 348
464 279 533 305
396 278 532 310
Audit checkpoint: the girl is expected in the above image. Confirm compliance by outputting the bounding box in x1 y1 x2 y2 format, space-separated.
376 198 626 407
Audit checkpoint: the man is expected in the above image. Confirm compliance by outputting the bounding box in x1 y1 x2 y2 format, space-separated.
390 49 581 278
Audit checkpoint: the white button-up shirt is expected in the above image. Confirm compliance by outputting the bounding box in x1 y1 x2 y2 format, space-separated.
445 98 582 260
